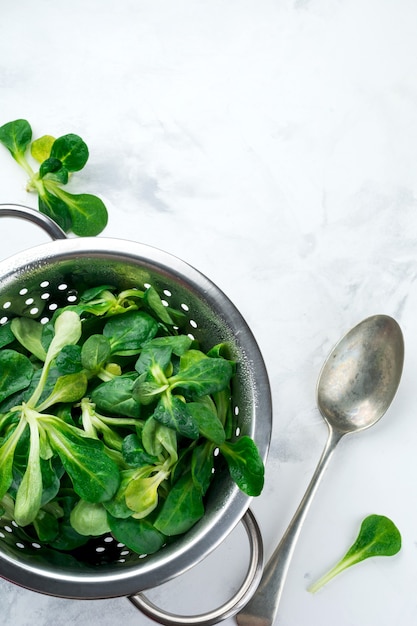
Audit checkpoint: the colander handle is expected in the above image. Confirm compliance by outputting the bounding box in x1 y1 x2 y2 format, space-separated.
128 508 263 626
0 203 67 240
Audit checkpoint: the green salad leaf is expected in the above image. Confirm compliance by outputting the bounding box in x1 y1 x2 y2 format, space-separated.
308 514 402 593
0 119 108 236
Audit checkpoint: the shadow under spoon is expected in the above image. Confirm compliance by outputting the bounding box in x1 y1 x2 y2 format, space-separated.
236 314 404 626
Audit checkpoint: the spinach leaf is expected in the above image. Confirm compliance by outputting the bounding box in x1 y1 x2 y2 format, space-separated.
81 334 111 373
141 417 178 463
124 464 170 518
38 187 72 231
33 508 59 542
36 372 88 412
169 357 234 399
107 514 166 555
308 514 402 593
220 436 265 496
49 133 89 172
41 417 120 503
53 189 108 237
0 349 34 403
14 416 42 526
0 119 32 163
10 317 47 361
39 157 69 184
40 457 61 505
70 500 111 536
103 470 136 519
135 335 193 376
27 310 82 409
122 434 159 467
154 473 205 536
103 311 159 356
49 493 89 551
187 399 226 444
191 442 214 495
153 394 199 440
55 345 83 375
91 374 142 418
0 322 18 349
31 134 55 163
143 285 175 325
132 368 168 405
0 419 28 499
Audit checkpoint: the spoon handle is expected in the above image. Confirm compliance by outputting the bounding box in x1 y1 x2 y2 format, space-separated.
236 427 343 626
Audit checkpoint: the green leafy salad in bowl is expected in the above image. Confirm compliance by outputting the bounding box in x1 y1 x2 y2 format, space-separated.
0 283 265 557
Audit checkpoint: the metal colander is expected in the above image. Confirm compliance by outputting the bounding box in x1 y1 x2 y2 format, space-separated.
0 204 272 625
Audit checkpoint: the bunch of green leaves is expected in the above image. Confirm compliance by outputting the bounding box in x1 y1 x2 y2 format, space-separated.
308 514 401 593
0 284 264 556
0 119 108 236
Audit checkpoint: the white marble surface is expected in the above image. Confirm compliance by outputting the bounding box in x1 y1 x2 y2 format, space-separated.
1 0 417 624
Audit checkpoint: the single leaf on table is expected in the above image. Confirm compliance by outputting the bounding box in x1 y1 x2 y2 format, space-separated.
54 189 108 236
308 514 402 593
50 133 89 171
39 157 69 184
38 188 72 232
31 134 55 163
0 119 32 162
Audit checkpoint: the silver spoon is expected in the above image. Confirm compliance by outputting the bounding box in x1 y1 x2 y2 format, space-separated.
236 314 404 626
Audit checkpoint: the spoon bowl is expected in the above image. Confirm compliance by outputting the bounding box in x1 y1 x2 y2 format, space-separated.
236 314 404 626
317 314 404 433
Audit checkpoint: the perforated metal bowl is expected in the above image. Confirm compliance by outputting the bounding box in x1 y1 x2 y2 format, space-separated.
0 204 272 625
